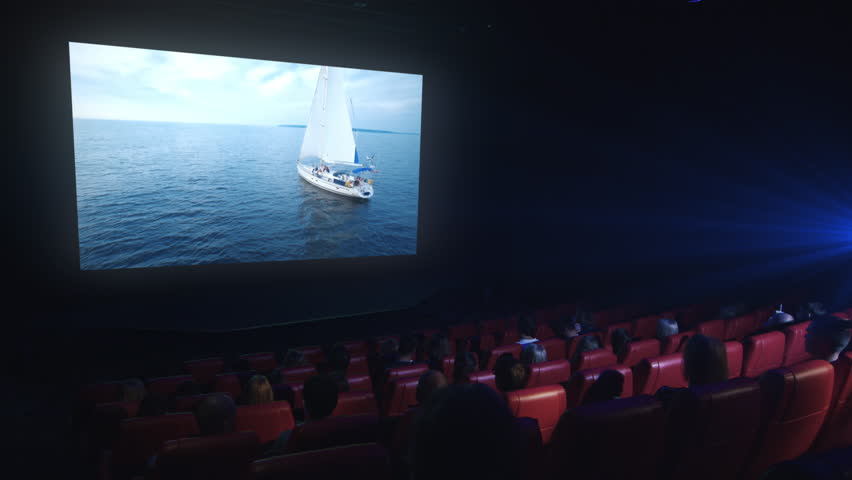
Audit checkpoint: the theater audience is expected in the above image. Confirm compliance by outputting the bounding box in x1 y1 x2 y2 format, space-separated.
409 383 523 480
572 335 603 364
195 393 237 436
655 334 728 408
121 378 146 402
452 352 478 384
266 375 339 456
656 317 679 340
611 328 632 358
245 375 274 405
796 301 828 323
280 349 308 368
551 316 581 340
582 370 624 405
759 311 795 332
388 334 418 368
416 370 448 405
520 343 547 364
516 313 539 345
495 357 529 392
325 343 351 393
805 314 852 363
425 333 451 372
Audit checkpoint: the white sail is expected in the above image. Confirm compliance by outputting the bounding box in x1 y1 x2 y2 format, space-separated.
299 66 358 165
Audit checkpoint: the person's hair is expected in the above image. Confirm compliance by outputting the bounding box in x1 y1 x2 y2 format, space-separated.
582 370 624 405
282 350 307 368
121 378 146 402
174 380 200 398
518 313 537 338
610 328 632 357
428 333 451 361
656 318 679 339
452 352 478 384
410 383 523 480
245 375 274 405
328 343 351 372
195 393 236 436
137 393 169 417
806 314 852 361
682 334 729 387
575 335 602 358
807 301 828 316
763 312 795 329
520 343 547 364
573 308 596 332
303 375 339 421
398 335 417 357
265 369 283 385
495 357 528 392
416 370 448 405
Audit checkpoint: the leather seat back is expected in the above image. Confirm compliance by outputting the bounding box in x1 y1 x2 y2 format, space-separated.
504 384 567 444
618 339 661 367
742 331 786 378
332 391 378 417
781 321 811 367
634 353 687 395
285 415 382 454
565 365 633 408
251 443 391 480
573 348 617 372
526 359 572 388
235 401 296 445
155 431 259 480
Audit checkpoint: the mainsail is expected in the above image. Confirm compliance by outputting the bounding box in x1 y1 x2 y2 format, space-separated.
299 66 359 166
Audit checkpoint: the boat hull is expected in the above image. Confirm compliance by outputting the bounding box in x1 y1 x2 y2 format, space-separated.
297 164 373 199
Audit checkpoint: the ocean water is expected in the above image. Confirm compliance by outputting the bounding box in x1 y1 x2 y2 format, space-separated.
73 119 420 270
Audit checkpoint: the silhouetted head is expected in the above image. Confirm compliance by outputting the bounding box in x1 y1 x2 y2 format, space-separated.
328 343 351 372
656 318 679 339
683 334 729 387
195 393 236 436
416 370 448 405
805 314 852 363
518 313 537 338
428 333 451 361
520 343 547 364
575 335 602 357
611 328 632 357
763 312 795 330
398 335 418 361
452 352 478 384
410 383 523 480
121 378 146 402
495 357 528 392
246 375 273 405
582 370 624 405
137 393 169 417
281 350 307 368
303 375 339 421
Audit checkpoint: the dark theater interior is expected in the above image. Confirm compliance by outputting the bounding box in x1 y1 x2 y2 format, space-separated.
7 1 852 478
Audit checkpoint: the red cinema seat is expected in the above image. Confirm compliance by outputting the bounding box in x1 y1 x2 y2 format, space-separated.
633 315 661 340
240 352 276 373
213 374 242 400
348 355 369 376
665 378 762 480
235 401 295 445
485 344 523 371
696 319 726 340
449 323 477 342
566 333 604 359
341 340 368 357
634 353 687 395
725 314 759 342
155 431 259 480
346 374 372 392
661 331 693 355
332 391 378 417
96 401 140 418
441 356 455 379
811 352 852 452
468 371 498 392
294 345 325 365
505 384 567 444
252 443 391 480
370 335 400 354
618 338 661 367
147 375 195 398
725 341 744 378
480 318 505 337
565 365 634 408
385 363 429 384
573 348 617 372
79 381 123 405
534 307 560 326
273 383 303 410
500 330 521 346
111 413 200 473
782 321 811 367
172 393 231 413
281 365 318 384
549 395 665 480
285 415 382 454
742 360 835 480
526 359 572 388
382 375 421 417
536 323 555 340
183 357 225 385
603 322 633 347
537 337 567 361
742 331 786 378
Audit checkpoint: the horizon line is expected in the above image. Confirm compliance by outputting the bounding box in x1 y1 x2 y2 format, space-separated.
73 117 420 133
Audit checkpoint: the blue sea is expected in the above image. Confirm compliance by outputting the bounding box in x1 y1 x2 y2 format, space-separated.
72 119 420 270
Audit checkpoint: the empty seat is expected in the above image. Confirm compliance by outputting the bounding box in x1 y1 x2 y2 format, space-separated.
535 323 555 340
235 401 295 445
381 375 421 417
448 323 477 341
572 348 617 372
725 341 744 378
183 357 225 385
742 331 786 378
618 338 661 367
660 331 692 355
664 378 762 480
782 321 811 366
566 333 603 359
603 322 633 347
548 395 665 480
485 344 523 371
346 374 372 392
213 373 242 399
696 319 726 340
742 360 835 480
172 393 231 413
538 337 567 361
294 345 325 365
633 315 661 340
526 359 572 388
251 443 391 480
284 415 382 454
155 431 259 480
634 353 687 395
280 365 318 384
348 355 370 376
111 413 200 474
468 371 498 392
811 352 852 452
500 329 521 346
504 384 567 444
385 363 429 384
725 313 759 342
147 375 195 398
239 352 277 373
341 340 368 357
332 391 378 417
565 365 634 408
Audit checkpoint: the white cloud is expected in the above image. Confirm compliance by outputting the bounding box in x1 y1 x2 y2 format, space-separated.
245 64 278 84
162 51 235 80
69 42 153 79
259 71 295 96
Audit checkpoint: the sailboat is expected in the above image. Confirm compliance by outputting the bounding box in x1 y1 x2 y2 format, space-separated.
297 66 374 199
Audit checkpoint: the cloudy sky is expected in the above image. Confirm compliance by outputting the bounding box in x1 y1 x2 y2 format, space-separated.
68 42 422 133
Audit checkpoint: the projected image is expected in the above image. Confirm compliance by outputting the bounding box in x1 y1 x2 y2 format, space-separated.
69 42 421 270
